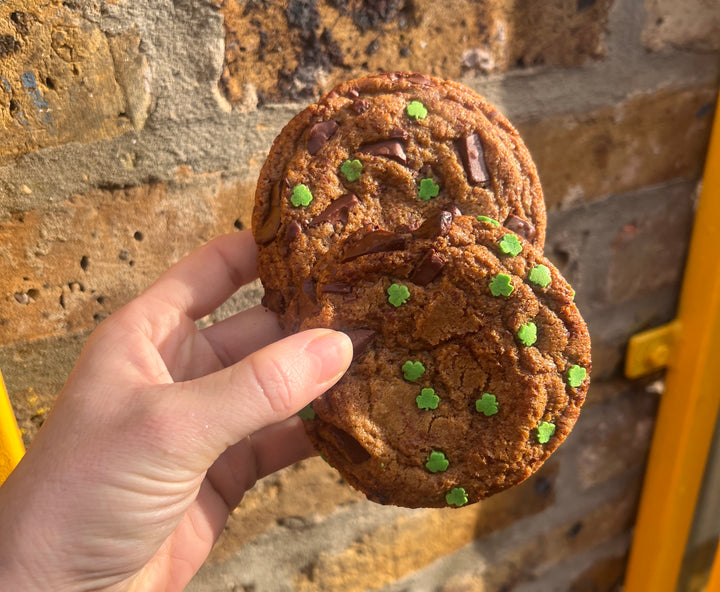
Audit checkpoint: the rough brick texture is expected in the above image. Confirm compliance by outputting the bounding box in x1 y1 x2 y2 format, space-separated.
1 0 719 590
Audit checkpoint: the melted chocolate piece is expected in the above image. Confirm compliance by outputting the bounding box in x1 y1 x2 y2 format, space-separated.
413 210 454 239
285 221 302 241
407 73 433 86
389 126 409 140
309 194 359 227
327 425 371 464
359 139 407 165
343 328 376 359
261 288 285 313
410 249 445 286
352 99 370 114
307 119 339 155
320 282 353 294
255 181 282 245
456 133 490 185
341 230 409 262
298 278 319 317
504 214 537 242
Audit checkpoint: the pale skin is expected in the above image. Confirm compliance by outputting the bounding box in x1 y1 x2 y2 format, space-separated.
0 231 354 591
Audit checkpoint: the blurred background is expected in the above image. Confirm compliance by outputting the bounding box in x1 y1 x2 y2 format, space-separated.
1 1 719 590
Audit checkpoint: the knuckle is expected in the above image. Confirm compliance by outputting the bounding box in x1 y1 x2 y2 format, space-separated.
244 354 296 416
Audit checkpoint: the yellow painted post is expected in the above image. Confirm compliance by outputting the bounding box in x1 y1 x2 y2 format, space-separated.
0 370 25 486
623 107 720 590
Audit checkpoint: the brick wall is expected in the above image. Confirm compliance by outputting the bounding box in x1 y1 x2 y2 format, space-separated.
1 0 718 590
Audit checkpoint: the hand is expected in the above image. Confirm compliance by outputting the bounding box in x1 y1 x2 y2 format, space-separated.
0 231 353 592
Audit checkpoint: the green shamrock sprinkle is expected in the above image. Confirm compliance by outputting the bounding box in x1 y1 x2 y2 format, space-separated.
402 360 426 382
426 451 450 473
297 403 316 420
537 421 556 444
529 264 552 288
489 273 514 297
406 100 428 120
290 184 313 207
567 365 587 388
416 388 439 410
446 487 468 507
477 215 500 227
418 178 440 200
475 393 499 416
387 283 411 307
340 159 363 182
499 233 522 256
518 322 538 347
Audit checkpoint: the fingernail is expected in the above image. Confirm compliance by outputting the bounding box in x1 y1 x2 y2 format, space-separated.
304 330 353 384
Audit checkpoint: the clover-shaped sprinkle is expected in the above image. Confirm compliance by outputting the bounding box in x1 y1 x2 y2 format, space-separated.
416 387 439 410
537 421 556 444
402 360 426 382
297 403 316 420
567 365 587 388
446 487 468 507
418 178 440 200
387 283 411 307
406 100 428 120
477 215 500 227
290 184 313 207
499 233 522 256
341 159 363 182
489 273 514 297
475 393 498 416
518 322 538 347
529 264 552 288
425 451 449 473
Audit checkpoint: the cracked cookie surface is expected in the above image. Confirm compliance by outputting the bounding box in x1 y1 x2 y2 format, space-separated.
298 217 590 507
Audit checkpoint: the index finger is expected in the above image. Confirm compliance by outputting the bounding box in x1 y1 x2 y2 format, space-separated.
140 230 259 321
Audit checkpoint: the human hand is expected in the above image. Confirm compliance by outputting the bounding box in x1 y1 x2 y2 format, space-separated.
0 231 353 591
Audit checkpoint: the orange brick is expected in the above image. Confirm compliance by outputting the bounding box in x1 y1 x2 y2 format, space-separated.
517 86 717 208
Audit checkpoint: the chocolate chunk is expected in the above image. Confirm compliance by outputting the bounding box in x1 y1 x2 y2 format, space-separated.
307 119 339 155
456 133 490 185
298 278 319 317
341 230 408 262
504 214 537 242
407 73 433 86
285 221 302 241
327 425 371 463
261 288 285 313
302 278 317 304
413 210 454 239
321 282 353 295
255 181 282 245
309 194 359 227
352 99 370 114
359 139 407 165
410 249 445 286
389 126 409 140
343 328 376 359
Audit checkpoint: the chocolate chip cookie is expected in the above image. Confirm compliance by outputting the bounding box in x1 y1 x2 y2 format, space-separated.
252 72 589 508
298 216 590 508
253 72 547 332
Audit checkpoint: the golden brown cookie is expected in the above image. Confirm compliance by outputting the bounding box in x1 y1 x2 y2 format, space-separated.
253 72 547 332
298 216 590 508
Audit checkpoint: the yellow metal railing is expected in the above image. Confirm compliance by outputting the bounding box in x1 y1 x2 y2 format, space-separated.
623 106 720 591
0 369 25 486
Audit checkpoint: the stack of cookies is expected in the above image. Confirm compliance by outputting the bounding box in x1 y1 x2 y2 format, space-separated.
252 72 591 508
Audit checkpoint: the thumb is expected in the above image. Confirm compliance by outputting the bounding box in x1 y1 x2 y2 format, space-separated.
180 328 353 460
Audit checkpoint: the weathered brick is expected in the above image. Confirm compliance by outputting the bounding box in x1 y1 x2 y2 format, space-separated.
207 457 364 564
643 0 720 52
434 478 640 592
517 86 716 208
0 173 244 347
568 554 626 592
0 0 142 162
293 461 558 592
220 0 612 104
573 390 658 490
